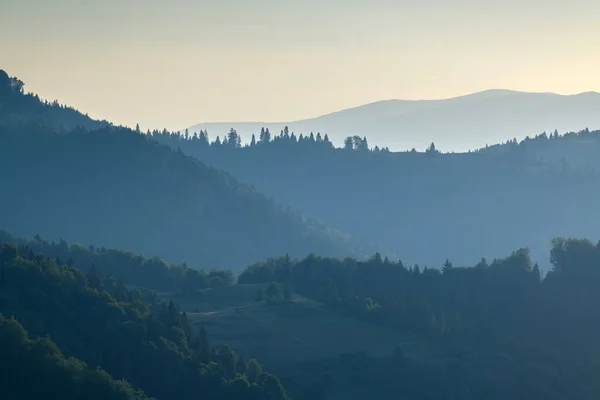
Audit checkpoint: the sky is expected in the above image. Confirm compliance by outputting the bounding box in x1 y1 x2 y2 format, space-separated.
1 0 599 131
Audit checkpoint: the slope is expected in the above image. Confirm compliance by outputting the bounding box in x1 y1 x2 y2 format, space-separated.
0 71 363 271
479 128 600 170
154 131 600 268
0 243 290 400
188 89 600 152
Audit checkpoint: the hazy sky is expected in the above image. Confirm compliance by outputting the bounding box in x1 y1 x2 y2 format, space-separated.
2 0 599 131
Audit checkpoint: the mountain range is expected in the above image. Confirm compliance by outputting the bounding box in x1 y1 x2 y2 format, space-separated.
188 90 600 152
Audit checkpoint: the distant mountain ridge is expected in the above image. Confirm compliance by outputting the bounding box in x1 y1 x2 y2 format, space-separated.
188 90 600 152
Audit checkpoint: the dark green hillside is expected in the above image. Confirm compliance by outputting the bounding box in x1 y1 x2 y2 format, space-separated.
0 243 290 400
0 314 150 400
0 71 363 271
0 229 235 293
228 240 600 399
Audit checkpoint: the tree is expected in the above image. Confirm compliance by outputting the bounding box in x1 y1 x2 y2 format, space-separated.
250 134 256 146
86 264 103 292
0 245 17 287
426 142 438 154
353 135 368 151
370 252 383 264
199 130 209 145
443 259 453 273
256 373 289 400
533 262 541 282
236 354 247 375
214 344 238 379
195 326 211 363
246 359 263 383
114 278 127 301
259 127 271 143
344 136 354 150
265 282 279 299
227 128 241 148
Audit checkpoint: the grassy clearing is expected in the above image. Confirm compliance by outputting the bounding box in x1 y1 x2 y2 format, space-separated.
180 285 443 368
162 283 270 313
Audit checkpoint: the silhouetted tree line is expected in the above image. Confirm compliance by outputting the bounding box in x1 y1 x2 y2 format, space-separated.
151 125 390 153
0 229 234 292
479 127 600 172
0 243 290 400
0 69 109 131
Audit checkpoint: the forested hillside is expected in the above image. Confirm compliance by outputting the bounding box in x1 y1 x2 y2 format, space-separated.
0 71 364 270
0 243 290 400
238 239 600 399
154 127 600 266
0 314 150 400
480 128 600 170
0 229 236 293
0 70 109 131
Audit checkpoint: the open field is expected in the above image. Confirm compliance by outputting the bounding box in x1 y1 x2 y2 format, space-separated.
171 284 445 368
163 283 270 312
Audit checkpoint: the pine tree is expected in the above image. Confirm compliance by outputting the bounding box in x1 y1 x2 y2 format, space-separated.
236 355 247 375
86 264 103 292
196 326 211 363
532 262 541 282
443 259 454 273
246 359 263 383
259 127 266 142
114 278 127 301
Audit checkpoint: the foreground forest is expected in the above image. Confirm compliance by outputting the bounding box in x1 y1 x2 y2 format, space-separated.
0 242 290 400
0 70 365 271
3 228 600 399
155 125 600 266
237 238 600 399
